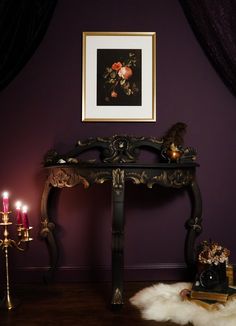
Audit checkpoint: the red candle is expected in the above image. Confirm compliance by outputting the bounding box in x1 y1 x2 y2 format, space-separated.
16 201 22 224
22 205 29 229
2 191 9 213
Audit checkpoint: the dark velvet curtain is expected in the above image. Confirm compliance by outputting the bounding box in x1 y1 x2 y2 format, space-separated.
179 0 236 97
0 0 57 92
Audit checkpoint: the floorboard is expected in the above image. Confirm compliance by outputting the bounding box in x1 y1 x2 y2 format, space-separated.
0 282 192 326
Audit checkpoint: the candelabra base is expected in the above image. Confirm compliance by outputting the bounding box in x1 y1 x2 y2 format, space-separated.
0 293 20 310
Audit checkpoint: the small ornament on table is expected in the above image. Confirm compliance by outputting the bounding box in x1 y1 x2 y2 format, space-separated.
166 143 184 162
161 122 186 163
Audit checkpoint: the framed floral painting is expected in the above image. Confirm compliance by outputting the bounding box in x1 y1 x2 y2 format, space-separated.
82 32 156 122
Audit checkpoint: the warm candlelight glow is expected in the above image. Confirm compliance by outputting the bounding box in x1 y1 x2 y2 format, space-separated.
15 201 22 210
22 205 29 229
2 191 9 213
16 201 22 224
22 205 28 213
2 191 9 199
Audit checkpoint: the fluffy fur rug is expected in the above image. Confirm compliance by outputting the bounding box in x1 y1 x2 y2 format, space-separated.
130 282 236 326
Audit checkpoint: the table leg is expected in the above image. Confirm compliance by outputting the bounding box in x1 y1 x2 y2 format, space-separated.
40 181 59 282
185 180 202 275
111 169 125 306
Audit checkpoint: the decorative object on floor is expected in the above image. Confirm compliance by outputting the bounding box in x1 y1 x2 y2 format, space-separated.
130 282 236 326
0 191 33 310
190 240 235 303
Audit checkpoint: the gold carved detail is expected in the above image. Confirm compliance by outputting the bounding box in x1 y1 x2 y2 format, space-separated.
126 171 148 184
90 171 111 184
188 216 202 232
112 288 123 305
147 170 193 188
40 218 55 238
112 169 124 195
149 137 163 145
48 168 90 188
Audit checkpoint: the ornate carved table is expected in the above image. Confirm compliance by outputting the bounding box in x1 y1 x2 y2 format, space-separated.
40 132 202 307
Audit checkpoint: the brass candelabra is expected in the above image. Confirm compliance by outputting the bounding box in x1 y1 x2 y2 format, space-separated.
0 209 33 310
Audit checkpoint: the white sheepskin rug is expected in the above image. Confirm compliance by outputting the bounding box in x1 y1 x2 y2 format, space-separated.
130 282 236 326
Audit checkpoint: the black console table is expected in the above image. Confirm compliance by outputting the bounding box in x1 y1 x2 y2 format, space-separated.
40 129 202 306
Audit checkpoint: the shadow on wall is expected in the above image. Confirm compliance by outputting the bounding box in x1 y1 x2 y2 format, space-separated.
44 181 188 277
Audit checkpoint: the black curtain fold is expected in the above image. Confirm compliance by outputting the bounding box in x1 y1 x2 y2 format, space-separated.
0 0 57 92
179 0 236 97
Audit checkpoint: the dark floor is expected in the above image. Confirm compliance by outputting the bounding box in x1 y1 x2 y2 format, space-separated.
0 282 192 326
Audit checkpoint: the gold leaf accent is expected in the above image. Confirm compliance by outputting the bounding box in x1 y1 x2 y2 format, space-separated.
112 169 124 195
112 288 123 305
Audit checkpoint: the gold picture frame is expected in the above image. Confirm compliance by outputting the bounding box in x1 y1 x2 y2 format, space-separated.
82 32 156 122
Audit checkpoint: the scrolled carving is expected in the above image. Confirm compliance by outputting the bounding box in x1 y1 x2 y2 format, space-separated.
48 168 90 188
43 126 197 167
90 171 111 184
77 135 163 163
147 169 194 188
126 171 148 184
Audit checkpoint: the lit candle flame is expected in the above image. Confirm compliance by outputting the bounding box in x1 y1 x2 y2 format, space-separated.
2 191 9 199
16 201 22 210
22 205 28 213
2 191 9 213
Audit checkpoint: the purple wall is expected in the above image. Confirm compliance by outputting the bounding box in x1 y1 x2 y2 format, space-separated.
0 0 236 282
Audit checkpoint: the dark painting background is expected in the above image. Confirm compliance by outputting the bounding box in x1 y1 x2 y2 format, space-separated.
0 0 235 283
97 49 142 106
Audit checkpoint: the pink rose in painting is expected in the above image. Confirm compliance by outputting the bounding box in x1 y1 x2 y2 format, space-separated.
111 91 118 97
118 66 133 80
111 62 122 71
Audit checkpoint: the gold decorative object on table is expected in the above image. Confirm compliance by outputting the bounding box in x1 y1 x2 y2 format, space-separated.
0 191 33 310
166 143 184 161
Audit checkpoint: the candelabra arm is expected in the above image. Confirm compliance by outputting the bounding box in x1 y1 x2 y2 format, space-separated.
13 240 25 252
0 239 24 252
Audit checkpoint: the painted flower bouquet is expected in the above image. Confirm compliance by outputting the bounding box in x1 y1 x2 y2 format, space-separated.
102 52 140 102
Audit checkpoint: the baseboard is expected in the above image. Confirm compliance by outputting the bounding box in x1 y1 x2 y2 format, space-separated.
13 263 190 283
124 263 190 281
